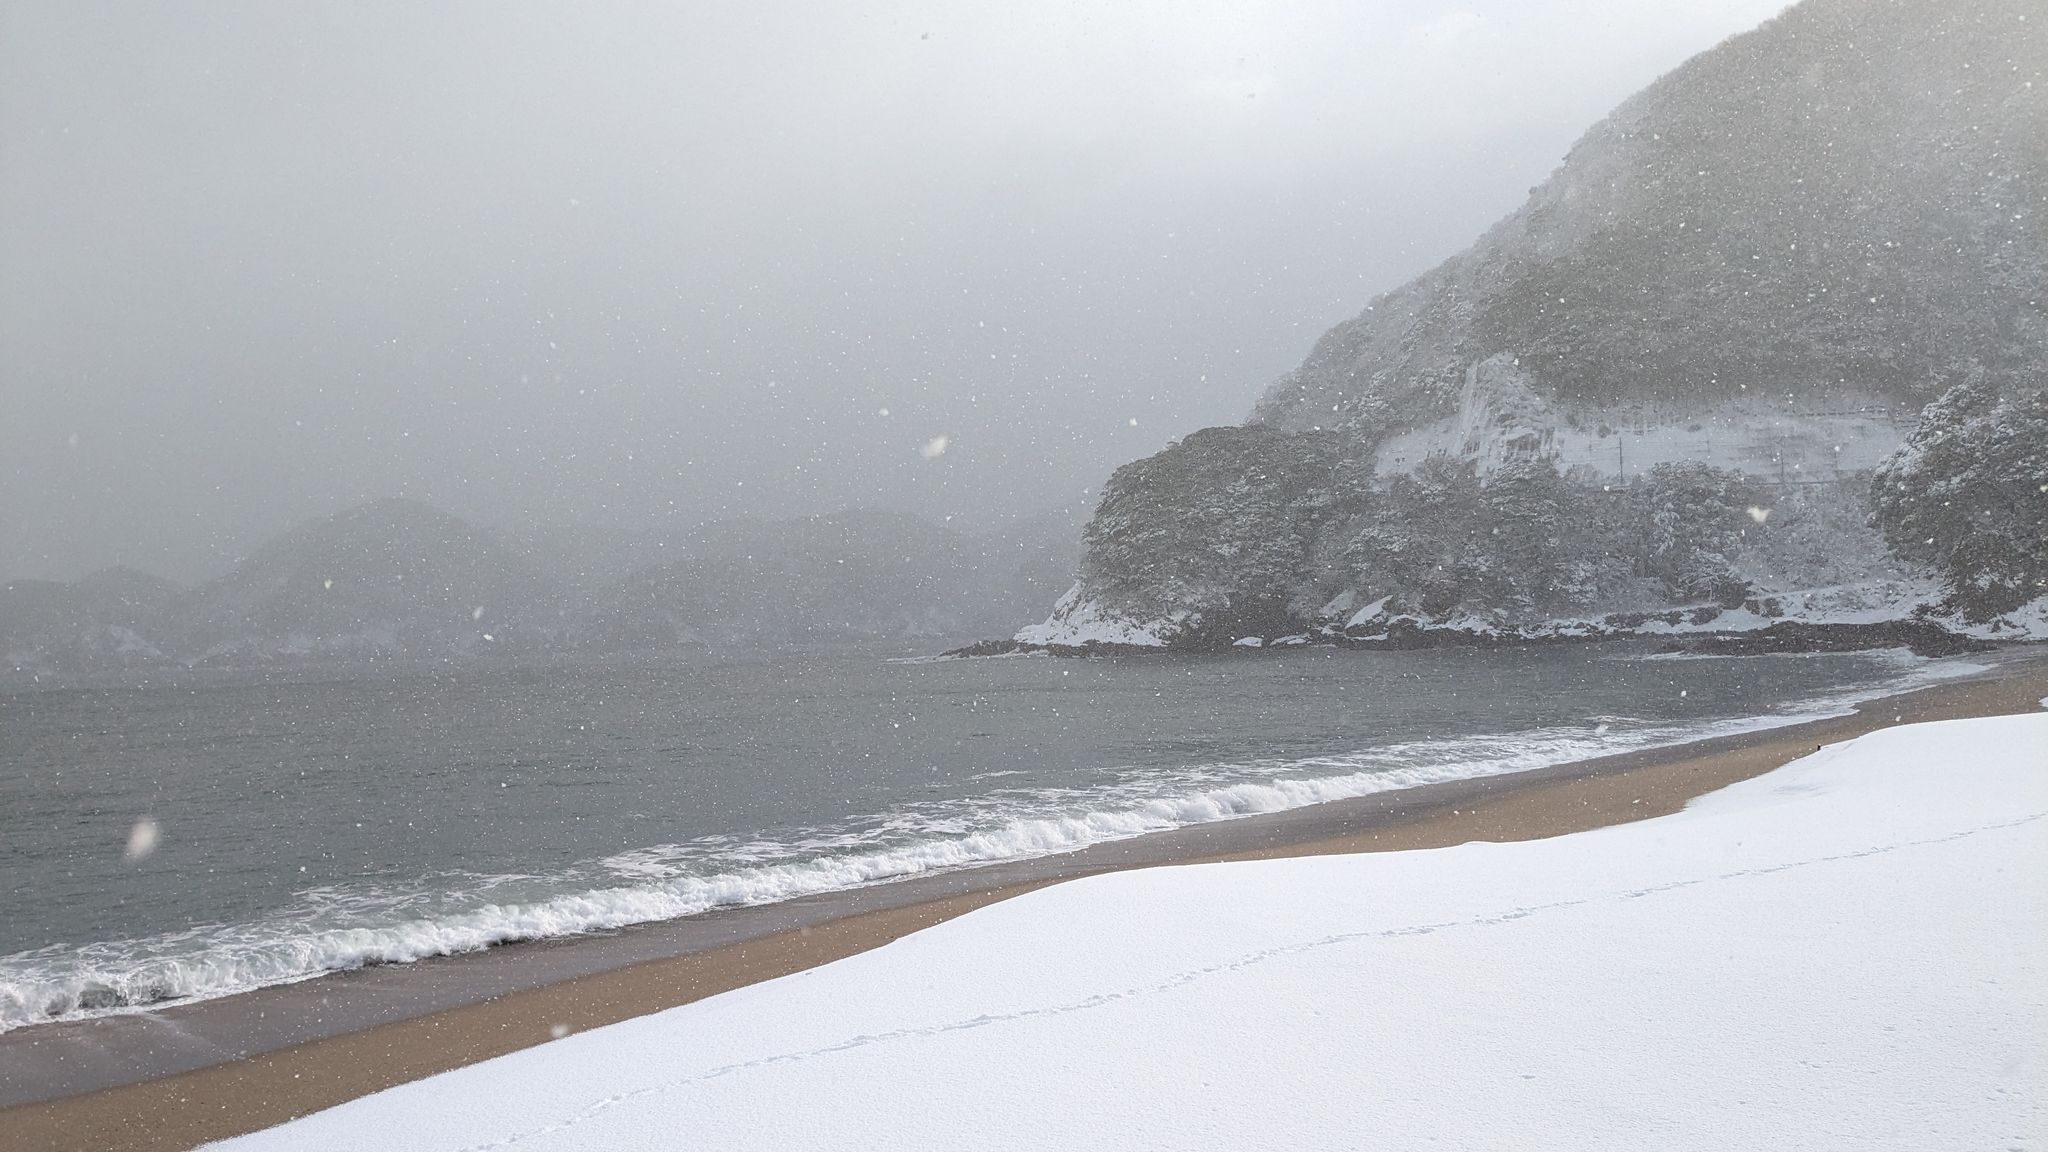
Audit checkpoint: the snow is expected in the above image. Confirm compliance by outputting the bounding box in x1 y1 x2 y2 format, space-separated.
1373 585 2048 645
1369 358 1906 483
1014 583 1189 647
218 714 2048 1151
1314 589 1357 620
1953 594 2048 642
1740 586 2048 643
1625 605 1776 634
1344 594 1392 628
1020 571 2048 652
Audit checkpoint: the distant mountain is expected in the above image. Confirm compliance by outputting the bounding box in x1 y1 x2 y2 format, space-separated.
171 498 569 664
1022 0 2046 649
594 508 1079 650
0 567 181 675
3 499 1084 678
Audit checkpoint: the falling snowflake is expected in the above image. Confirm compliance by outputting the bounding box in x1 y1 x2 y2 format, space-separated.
125 818 160 861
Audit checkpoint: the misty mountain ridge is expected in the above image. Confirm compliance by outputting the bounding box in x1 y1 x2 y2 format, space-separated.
1 500 1080 677
0 567 183 674
592 507 1079 650
1021 0 2046 650
167 498 571 664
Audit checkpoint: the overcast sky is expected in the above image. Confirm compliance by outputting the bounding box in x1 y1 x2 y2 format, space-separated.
0 0 1791 583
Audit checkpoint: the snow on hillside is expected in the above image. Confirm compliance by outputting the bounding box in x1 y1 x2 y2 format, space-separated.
217 711 2048 1151
1015 583 2048 651
1253 0 2043 434
1012 583 1185 647
1369 355 1907 482
1024 0 2044 651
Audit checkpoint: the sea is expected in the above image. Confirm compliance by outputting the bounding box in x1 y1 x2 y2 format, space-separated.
0 642 1979 1032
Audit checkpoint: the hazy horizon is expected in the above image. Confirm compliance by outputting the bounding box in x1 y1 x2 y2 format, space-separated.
2 0 1791 585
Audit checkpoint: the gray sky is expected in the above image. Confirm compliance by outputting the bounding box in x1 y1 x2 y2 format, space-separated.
1 0 1789 583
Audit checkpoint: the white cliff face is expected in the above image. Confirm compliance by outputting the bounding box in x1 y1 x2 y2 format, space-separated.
1370 355 1907 483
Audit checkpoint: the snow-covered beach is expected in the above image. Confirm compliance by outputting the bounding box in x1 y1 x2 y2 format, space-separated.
208 707 2046 1149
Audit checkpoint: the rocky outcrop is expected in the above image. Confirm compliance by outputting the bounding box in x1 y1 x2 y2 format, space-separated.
1016 427 1351 647
1018 0 2046 651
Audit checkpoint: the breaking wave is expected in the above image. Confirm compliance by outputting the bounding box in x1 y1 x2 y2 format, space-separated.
0 655 1986 1032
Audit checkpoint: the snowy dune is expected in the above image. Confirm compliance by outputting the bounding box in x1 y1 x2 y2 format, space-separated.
218 714 2048 1151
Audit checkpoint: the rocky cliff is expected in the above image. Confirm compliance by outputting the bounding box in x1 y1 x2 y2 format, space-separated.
1021 0 2046 649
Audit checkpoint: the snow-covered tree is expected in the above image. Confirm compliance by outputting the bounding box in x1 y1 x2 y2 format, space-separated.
1626 463 1756 605
1337 459 1613 618
1870 380 2048 620
1079 426 1347 633
1342 458 1491 616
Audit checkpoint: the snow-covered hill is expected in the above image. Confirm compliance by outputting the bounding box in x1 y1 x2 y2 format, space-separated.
1254 0 2042 433
1020 0 2046 651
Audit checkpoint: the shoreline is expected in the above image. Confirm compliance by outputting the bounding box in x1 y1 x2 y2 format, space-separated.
4 651 2045 1151
951 611 2014 660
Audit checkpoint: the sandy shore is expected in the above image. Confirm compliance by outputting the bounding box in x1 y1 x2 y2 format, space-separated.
5 653 2045 1152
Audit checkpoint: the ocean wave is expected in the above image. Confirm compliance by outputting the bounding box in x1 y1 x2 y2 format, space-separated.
0 655 1987 1032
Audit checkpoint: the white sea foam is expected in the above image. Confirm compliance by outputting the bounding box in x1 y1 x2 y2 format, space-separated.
1636 645 1930 665
0 655 1990 1033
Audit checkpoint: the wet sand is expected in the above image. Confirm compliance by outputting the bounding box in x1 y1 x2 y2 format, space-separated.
4 653 2044 1152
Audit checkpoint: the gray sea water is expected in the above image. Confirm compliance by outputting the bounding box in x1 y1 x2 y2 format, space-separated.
0 643 1971 1031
